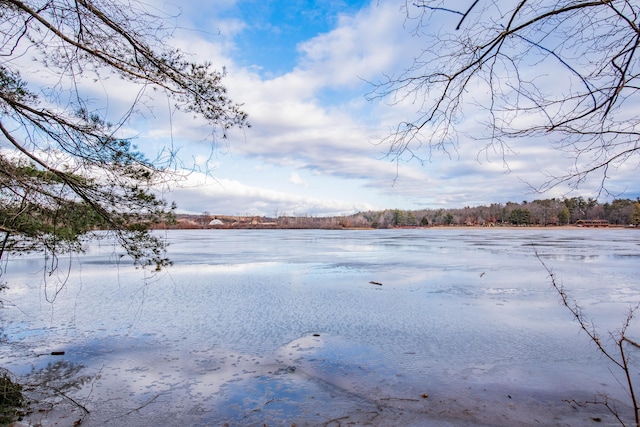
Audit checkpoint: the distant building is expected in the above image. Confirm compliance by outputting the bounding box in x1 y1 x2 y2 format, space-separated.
576 219 609 227
209 219 224 227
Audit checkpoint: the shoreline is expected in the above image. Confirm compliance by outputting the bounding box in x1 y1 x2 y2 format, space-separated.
157 224 637 231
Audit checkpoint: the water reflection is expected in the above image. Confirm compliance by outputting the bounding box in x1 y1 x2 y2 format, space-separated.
21 359 95 425
0 229 638 426
29 360 94 393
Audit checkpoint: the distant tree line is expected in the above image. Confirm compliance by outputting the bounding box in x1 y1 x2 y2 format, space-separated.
171 197 640 230
357 197 640 228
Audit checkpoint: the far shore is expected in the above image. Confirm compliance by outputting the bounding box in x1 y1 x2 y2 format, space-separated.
158 223 637 231
401 224 635 230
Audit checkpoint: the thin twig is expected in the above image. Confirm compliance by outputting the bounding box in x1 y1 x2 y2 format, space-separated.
534 245 640 426
47 385 90 414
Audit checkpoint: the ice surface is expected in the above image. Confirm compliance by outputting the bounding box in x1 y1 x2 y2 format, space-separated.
0 228 638 426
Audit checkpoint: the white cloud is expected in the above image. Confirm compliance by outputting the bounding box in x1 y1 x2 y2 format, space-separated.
289 172 306 186
162 171 377 216
297 2 415 85
170 0 599 213
12 0 635 218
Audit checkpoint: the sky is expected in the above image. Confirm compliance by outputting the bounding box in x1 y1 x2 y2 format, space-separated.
118 0 638 217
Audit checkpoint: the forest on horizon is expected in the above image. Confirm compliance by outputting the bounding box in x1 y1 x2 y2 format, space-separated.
168 196 640 230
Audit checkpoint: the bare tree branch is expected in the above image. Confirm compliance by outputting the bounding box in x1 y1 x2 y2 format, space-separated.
0 0 248 267
379 1 640 194
535 247 640 426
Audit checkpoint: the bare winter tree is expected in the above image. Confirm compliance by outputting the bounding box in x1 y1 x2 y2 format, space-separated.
537 251 640 426
372 3 640 424
0 0 248 267
371 0 639 195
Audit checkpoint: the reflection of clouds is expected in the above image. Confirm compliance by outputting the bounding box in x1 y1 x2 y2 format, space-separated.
3 229 638 426
57 335 347 423
168 261 284 275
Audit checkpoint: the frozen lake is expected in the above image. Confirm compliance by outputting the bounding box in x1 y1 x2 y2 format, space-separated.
1 228 639 426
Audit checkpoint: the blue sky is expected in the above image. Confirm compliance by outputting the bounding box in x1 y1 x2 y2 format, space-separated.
124 0 639 217
226 1 371 76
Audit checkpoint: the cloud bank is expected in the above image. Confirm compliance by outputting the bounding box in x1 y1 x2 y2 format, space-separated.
125 0 639 215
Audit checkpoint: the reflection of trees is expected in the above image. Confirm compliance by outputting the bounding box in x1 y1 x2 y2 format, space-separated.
30 360 93 391
26 360 97 416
